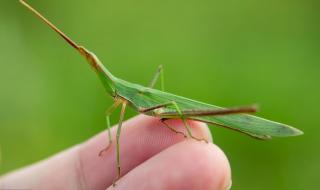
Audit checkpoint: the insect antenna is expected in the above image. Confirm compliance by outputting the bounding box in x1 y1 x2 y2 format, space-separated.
20 0 117 95
20 0 79 50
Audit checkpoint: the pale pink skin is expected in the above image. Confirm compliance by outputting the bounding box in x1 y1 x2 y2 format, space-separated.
0 115 231 190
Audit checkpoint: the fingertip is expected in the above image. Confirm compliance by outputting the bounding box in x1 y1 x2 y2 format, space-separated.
206 143 232 189
184 141 231 190
111 140 231 190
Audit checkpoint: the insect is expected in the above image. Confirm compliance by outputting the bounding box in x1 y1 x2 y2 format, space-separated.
20 0 303 185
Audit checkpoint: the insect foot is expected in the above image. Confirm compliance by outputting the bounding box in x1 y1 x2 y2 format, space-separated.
112 180 118 187
190 135 209 143
112 166 121 187
98 142 112 157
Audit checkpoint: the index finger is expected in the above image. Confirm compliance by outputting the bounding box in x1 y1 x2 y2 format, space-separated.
0 115 212 190
79 115 213 189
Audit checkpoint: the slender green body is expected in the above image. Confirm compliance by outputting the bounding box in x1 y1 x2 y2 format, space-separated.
112 78 301 139
20 0 303 185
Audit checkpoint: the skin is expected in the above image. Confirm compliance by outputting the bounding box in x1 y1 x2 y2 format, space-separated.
0 115 231 190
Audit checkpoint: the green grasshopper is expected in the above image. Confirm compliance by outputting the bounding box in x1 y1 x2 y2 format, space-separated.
20 0 303 185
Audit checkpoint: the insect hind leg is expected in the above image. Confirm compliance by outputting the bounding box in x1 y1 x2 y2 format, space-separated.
170 102 209 143
139 102 208 143
160 118 187 138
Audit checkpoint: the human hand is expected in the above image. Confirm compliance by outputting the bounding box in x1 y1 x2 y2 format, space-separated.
0 115 231 190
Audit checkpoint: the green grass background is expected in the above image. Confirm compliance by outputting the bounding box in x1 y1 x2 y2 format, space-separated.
0 0 319 189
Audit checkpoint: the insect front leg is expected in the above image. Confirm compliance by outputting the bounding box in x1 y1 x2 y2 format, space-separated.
99 100 122 157
113 102 127 186
148 65 164 91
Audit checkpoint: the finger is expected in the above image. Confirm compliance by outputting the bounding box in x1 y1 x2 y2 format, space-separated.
107 140 232 190
79 115 212 189
0 115 212 190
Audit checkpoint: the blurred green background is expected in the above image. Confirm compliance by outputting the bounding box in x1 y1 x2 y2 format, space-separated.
0 0 319 189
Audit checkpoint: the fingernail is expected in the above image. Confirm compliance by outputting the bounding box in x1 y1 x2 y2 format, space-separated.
225 179 232 190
